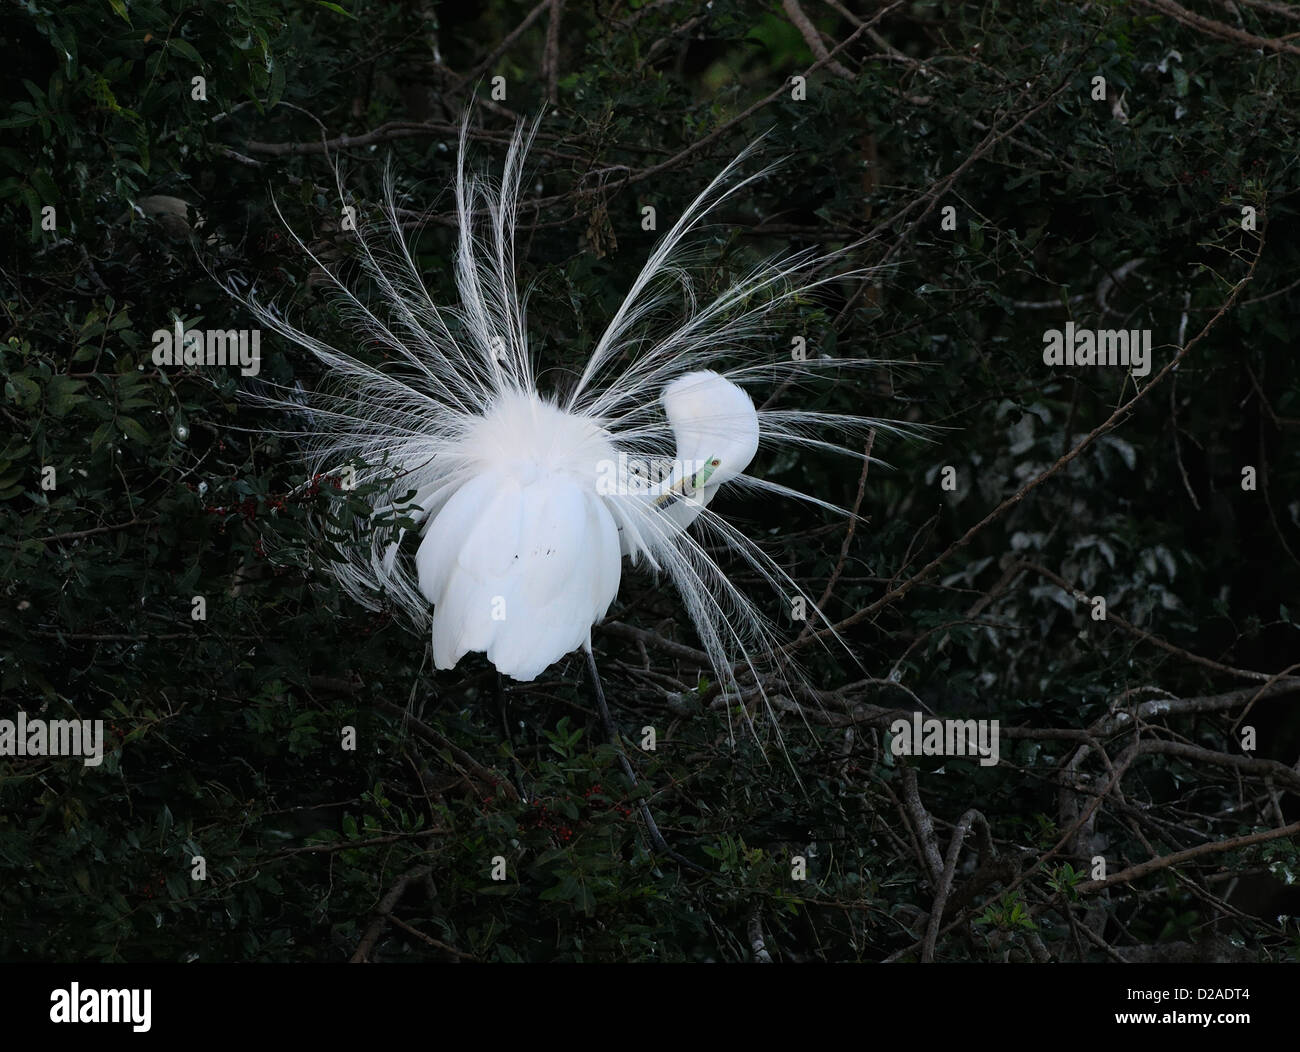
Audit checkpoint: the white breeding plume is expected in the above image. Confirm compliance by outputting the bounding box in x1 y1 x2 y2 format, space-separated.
238 116 907 714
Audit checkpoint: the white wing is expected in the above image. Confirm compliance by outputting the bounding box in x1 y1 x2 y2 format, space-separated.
417 469 621 681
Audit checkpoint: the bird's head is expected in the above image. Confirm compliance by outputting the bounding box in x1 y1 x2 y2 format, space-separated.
660 370 760 497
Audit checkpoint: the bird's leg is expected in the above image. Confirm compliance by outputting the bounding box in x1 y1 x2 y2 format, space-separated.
584 646 705 873
495 671 529 801
495 670 511 740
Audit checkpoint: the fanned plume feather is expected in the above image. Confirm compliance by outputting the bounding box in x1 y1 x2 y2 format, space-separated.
233 115 915 742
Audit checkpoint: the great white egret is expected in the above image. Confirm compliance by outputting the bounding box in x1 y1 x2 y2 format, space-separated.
237 116 905 864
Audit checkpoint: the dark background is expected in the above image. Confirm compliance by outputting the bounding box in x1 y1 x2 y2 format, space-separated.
1 0 1297 962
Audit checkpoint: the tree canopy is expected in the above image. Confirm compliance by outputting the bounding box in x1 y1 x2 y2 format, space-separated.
2 0 1298 962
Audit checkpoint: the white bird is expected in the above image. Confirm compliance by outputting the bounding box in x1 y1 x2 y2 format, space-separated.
237 118 907 852
415 368 759 681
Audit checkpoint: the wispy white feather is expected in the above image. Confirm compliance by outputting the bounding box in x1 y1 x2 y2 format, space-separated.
234 115 915 739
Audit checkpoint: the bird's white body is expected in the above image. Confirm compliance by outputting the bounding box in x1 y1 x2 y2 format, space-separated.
419 463 622 680
415 391 621 680
415 371 759 679
241 117 903 707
